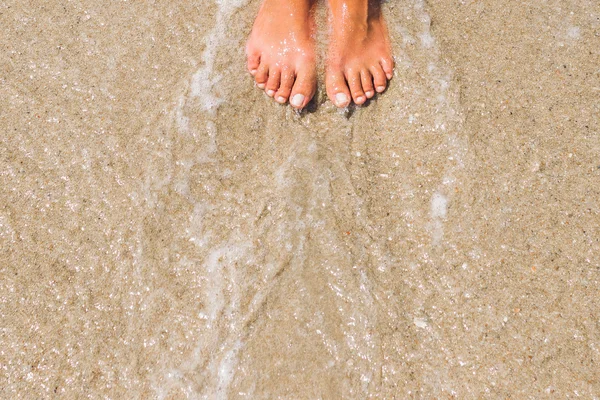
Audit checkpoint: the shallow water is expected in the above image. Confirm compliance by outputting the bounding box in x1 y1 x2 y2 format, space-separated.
2 0 600 398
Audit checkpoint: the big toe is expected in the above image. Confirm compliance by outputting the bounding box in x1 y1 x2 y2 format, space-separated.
381 57 395 80
326 69 351 108
289 67 317 109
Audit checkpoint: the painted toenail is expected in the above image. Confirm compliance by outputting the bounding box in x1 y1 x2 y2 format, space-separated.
377 86 386 93
291 94 305 108
365 91 374 98
356 96 365 104
276 96 286 104
257 83 265 89
267 90 275 97
335 93 349 106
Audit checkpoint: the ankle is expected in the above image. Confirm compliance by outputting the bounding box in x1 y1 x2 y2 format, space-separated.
329 0 369 32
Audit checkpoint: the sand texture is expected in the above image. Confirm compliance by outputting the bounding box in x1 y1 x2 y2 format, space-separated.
1 0 599 398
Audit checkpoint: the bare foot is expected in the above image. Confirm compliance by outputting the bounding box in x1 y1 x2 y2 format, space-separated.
326 0 394 107
246 0 317 110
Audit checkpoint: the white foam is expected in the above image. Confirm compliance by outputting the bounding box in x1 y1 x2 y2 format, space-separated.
430 192 448 245
431 219 444 245
431 192 448 219
155 237 253 398
191 0 250 113
414 317 428 329
0 213 15 240
191 67 224 112
175 95 189 133
412 0 467 246
566 26 581 40
186 202 212 248
215 340 243 399
419 32 434 48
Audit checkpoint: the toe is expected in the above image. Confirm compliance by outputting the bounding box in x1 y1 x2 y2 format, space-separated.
347 69 366 105
360 69 375 99
380 57 395 80
326 69 351 108
370 64 387 93
254 62 269 89
275 67 294 104
289 66 316 109
247 51 260 75
265 68 281 97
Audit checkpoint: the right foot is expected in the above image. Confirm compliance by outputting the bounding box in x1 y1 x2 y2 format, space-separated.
246 0 317 110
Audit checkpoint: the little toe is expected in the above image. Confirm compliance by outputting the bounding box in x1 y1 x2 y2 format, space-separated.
265 69 281 97
360 69 375 99
275 68 295 104
289 67 316 109
326 70 351 108
370 65 387 93
347 70 366 105
380 57 395 80
255 63 269 89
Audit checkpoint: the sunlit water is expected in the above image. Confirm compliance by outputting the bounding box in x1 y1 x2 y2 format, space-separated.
2 0 599 398
163 0 466 396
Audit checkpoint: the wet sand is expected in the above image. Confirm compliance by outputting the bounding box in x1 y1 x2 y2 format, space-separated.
2 0 599 398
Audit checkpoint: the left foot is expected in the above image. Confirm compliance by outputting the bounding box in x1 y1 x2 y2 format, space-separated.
326 0 394 107
246 0 317 109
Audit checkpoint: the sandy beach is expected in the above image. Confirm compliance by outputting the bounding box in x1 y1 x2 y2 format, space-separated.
1 0 599 397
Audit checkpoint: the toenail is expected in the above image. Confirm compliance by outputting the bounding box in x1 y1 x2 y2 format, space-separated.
250 69 257 75
386 73 393 79
356 96 365 104
257 83 265 89
267 90 275 97
291 94 305 108
376 86 386 93
276 96 286 104
365 91 374 98
335 93 349 106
